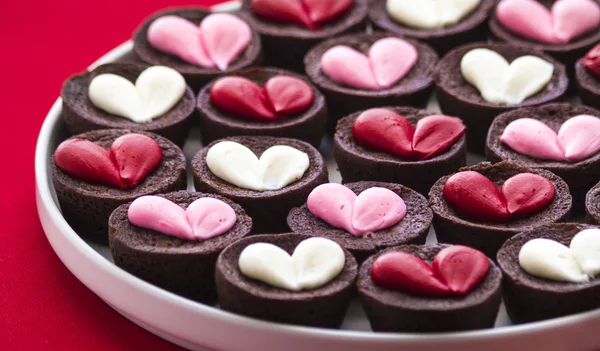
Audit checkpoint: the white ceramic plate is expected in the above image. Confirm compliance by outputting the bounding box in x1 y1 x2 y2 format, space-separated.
35 3 600 350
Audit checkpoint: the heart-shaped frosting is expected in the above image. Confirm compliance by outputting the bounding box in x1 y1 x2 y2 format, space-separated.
582 44 600 79
371 245 490 296
307 183 407 236
352 108 466 160
251 0 353 29
147 14 251 70
519 228 600 282
500 115 600 162
209 76 314 121
206 141 310 191
460 48 554 105
88 66 186 123
443 171 555 222
496 0 600 44
320 37 418 90
128 195 237 240
387 0 481 29
54 134 162 189
238 237 345 291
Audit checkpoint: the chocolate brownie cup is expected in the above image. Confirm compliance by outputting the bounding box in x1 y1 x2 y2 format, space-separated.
132 8 263 91
576 45 600 110
240 0 368 72
497 223 600 323
61 62 196 147
358 244 502 332
486 103 600 214
52 129 187 242
192 136 328 233
586 181 600 224
429 161 572 258
109 191 252 303
334 107 467 195
305 32 438 127
369 0 496 55
435 42 568 154
489 0 600 83
216 233 357 328
287 181 433 262
197 67 327 147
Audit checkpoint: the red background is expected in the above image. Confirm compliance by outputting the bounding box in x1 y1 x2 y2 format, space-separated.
2 1 223 349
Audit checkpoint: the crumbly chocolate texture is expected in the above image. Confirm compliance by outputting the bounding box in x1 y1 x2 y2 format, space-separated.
215 233 358 328
109 190 252 303
368 0 496 55
586 181 600 224
489 0 600 83
429 161 572 258
197 67 327 147
239 0 368 72
52 129 187 243
358 244 502 332
576 60 600 110
486 103 600 215
132 8 263 91
334 106 467 195
192 136 328 233
435 42 568 155
61 62 196 147
287 181 433 262
305 33 438 128
497 223 600 323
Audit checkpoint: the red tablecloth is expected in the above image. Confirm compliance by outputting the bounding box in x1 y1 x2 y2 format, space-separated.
2 1 224 349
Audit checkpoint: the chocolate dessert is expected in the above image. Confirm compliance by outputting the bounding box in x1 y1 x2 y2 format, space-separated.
576 44 600 110
586 181 600 224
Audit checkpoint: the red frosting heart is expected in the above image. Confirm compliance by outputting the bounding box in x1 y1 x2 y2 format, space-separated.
352 108 466 160
371 246 489 297
54 134 163 189
443 171 555 222
250 0 353 29
582 43 600 79
210 75 314 121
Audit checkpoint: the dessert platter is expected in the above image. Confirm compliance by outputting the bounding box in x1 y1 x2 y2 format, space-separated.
35 0 600 350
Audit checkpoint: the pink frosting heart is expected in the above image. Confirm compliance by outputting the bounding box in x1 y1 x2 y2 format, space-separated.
320 37 418 90
500 115 600 162
147 14 251 70
307 184 407 236
496 0 600 44
128 196 237 240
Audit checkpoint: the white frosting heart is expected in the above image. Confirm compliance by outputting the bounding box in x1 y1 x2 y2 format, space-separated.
519 229 600 282
238 237 345 291
387 0 481 29
460 48 554 105
88 66 186 123
206 141 310 191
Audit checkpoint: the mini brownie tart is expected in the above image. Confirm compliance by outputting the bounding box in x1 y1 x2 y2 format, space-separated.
52 129 187 242
586 181 600 224
435 42 568 154
358 244 502 332
216 233 357 328
109 191 252 303
369 0 496 55
197 67 327 147
497 223 600 323
287 182 433 262
490 0 600 81
334 107 467 195
305 32 438 126
429 161 572 258
240 0 368 72
576 44 600 110
486 103 600 214
62 63 196 147
132 8 262 91
192 136 327 233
